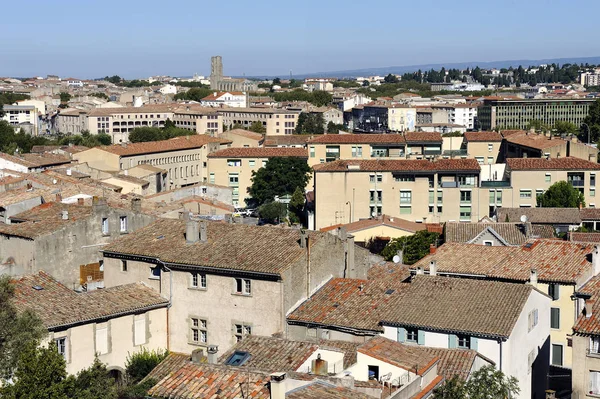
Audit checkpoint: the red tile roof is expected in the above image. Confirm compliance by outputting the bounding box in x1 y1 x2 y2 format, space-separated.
12 271 168 330
357 337 439 375
0 152 71 168
463 131 503 142
404 132 442 142
506 157 600 171
286 381 374 399
220 128 264 141
505 132 567 150
313 159 480 173
207 147 308 158
202 91 245 100
308 134 407 145
574 275 600 335
570 232 600 243
92 135 228 157
320 215 427 235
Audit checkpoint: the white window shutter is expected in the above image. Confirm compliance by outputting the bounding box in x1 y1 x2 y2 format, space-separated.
96 327 108 355
134 318 146 346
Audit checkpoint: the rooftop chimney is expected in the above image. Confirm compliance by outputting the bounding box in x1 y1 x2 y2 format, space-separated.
299 229 308 248
530 269 538 286
593 245 600 277
185 212 199 244
131 197 142 212
77 198 84 206
61 210 69 220
66 168 72 176
430 260 437 276
585 299 594 319
56 193 62 202
430 244 436 255
311 354 328 376
416 267 424 275
341 373 355 389
191 349 205 364
270 372 286 399
199 220 208 242
207 345 218 365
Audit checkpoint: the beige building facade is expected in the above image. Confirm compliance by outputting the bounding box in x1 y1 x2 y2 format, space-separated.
207 147 308 205
218 108 300 135
172 106 223 136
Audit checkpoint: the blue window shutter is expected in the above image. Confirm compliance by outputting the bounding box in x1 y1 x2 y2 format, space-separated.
397 327 406 343
470 337 478 351
417 330 425 345
448 334 457 349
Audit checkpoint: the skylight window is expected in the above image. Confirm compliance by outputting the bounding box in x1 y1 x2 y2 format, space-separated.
225 351 251 366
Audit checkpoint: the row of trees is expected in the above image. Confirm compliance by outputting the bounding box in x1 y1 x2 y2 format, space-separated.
128 120 195 143
271 90 332 107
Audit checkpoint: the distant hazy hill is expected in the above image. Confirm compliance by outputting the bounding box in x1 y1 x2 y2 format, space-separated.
250 56 600 80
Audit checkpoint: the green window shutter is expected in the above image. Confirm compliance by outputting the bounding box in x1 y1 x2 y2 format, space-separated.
397 327 406 343
470 337 478 351
448 334 457 349
417 330 425 345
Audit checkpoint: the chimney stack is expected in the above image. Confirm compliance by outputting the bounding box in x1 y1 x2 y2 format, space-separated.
430 260 437 276
61 210 69 220
430 244 436 254
207 345 218 364
299 229 308 248
77 197 84 206
56 193 62 202
131 198 142 212
191 349 204 364
199 220 208 242
185 212 199 244
530 269 538 286
341 373 355 389
66 168 72 176
270 372 286 399
585 299 594 319
416 267 424 275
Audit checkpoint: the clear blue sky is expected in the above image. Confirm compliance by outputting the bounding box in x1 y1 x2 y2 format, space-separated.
2 0 599 79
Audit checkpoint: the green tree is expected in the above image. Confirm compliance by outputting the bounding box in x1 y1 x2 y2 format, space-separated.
90 92 109 100
384 74 399 84
327 121 344 134
128 127 164 143
70 357 118 399
59 92 71 103
96 133 112 146
248 121 266 134
296 113 325 135
553 120 578 135
362 80 370 87
104 75 122 84
248 157 312 204
288 187 305 225
272 78 281 85
125 348 168 384
258 201 287 223
0 342 70 399
311 90 333 107
527 119 550 133
433 365 519 399
583 99 600 143
537 180 585 208
0 275 45 380
381 230 441 264
173 87 213 102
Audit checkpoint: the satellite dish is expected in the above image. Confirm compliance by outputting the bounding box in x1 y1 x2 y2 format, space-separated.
520 215 528 223
392 255 401 264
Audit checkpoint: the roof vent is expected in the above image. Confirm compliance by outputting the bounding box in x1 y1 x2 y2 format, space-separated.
347 164 360 170
32 285 43 291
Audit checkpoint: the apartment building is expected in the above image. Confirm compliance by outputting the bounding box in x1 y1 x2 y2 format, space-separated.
431 104 478 130
56 108 89 134
207 147 308 205
505 157 600 208
503 131 597 163
74 135 230 189
388 105 417 132
218 108 300 135
313 158 481 228
2 104 39 135
12 271 168 376
351 105 417 133
200 91 247 108
463 131 503 164
217 129 263 148
478 98 595 130
101 218 371 354
171 106 222 136
87 104 177 143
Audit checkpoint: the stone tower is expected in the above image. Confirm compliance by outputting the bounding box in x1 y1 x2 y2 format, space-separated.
210 56 223 89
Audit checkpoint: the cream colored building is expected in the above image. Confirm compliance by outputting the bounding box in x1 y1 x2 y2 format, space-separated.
87 104 177 143
218 128 263 148
13 271 168 377
320 214 430 244
388 105 417 132
57 108 89 134
207 147 308 205
218 108 300 135
74 135 230 189
462 131 503 164
172 106 223 136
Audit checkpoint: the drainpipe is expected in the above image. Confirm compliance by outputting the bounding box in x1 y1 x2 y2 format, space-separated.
306 236 311 298
161 262 174 352
499 340 503 372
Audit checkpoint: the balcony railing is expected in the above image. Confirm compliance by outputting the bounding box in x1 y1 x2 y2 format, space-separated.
481 181 512 188
569 180 585 187
443 149 468 157
423 150 442 156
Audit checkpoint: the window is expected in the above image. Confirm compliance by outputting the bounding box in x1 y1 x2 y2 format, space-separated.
483 240 493 246
55 337 67 359
101 218 109 235
357 146 363 157
376 174 382 183
458 175 475 187
460 190 471 204
496 190 502 204
209 173 215 184
520 190 532 199
592 189 596 198
475 157 484 165
400 190 412 204
235 278 251 295
545 173 551 183
225 351 251 366
592 174 596 187
551 308 560 329
551 344 563 366
228 173 239 187
488 143 493 152
459 206 471 221
457 335 470 349
121 260 128 272
395 175 415 182
437 191 443 204
134 315 146 346
227 159 242 167
190 317 207 344
368 365 379 381
370 174 375 183
191 272 207 289
406 328 418 343
536 189 544 198
429 191 435 204
95 323 109 355
487 156 494 164
234 323 252 342
548 284 560 301
249 160 255 167
590 337 600 354
150 266 161 279
119 216 128 233
590 371 600 395
309 146 315 158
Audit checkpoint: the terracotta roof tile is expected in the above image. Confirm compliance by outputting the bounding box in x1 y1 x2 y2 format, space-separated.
0 152 71 168
404 132 442 142
263 135 312 146
12 271 168 329
220 128 264 141
103 219 327 276
208 147 308 158
570 232 600 243
320 215 427 235
574 275 600 335
286 381 373 399
581 208 600 220
420 347 480 380
444 222 554 245
506 157 600 171
497 207 582 224
357 337 439 375
92 135 228 157
313 159 480 173
308 134 407 145
413 240 594 284
505 132 567 150
463 131 503 142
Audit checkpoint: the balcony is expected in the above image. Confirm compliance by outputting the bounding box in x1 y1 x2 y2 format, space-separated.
443 149 468 157
569 180 585 187
481 181 512 188
423 150 442 156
